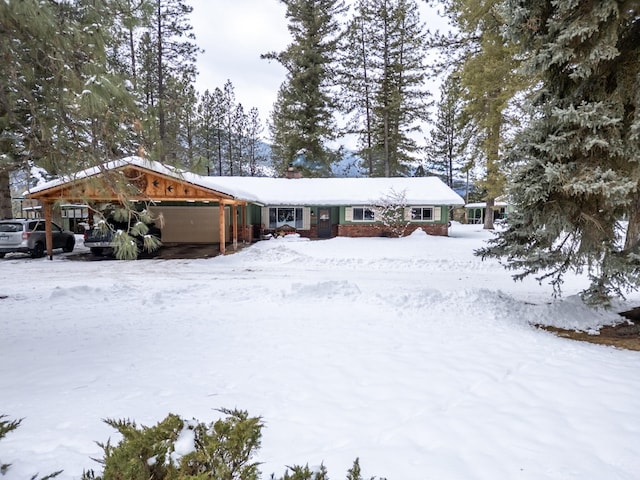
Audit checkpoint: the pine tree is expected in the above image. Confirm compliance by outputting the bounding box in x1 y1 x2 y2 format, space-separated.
169 76 199 169
196 89 219 175
232 103 247 175
134 0 199 163
339 0 377 173
262 0 347 177
426 73 471 187
427 0 524 228
340 0 431 177
454 0 523 229
245 107 266 176
107 0 154 86
0 0 140 218
222 80 237 175
479 1 640 303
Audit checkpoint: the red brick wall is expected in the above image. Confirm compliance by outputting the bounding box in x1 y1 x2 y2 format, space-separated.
259 223 448 240
338 223 448 237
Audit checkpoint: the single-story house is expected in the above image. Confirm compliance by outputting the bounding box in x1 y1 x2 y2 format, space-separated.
25 156 465 256
465 197 511 224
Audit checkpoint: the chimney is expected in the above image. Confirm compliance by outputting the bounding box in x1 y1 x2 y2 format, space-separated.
285 163 302 179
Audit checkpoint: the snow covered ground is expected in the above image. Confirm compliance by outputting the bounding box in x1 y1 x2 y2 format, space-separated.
1 223 639 480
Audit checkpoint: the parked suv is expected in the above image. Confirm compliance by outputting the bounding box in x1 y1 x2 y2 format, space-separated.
0 219 75 258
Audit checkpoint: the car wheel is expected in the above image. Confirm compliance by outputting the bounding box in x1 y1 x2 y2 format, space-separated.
31 242 45 258
63 237 75 253
90 247 104 256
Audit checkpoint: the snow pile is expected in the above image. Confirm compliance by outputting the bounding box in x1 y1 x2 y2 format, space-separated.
1 224 639 480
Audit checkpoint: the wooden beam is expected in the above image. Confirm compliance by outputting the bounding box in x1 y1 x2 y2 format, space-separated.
43 200 53 260
232 203 238 251
241 203 247 243
218 204 226 255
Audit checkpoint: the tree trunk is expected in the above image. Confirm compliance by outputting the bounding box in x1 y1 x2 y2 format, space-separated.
0 169 12 219
156 1 166 161
624 192 640 251
484 197 495 230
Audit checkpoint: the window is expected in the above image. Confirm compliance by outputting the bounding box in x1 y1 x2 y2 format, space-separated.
29 221 46 232
268 207 304 229
352 207 375 222
0 223 21 233
411 207 433 221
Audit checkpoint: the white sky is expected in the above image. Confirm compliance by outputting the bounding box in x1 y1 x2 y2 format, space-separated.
187 0 291 120
186 0 449 138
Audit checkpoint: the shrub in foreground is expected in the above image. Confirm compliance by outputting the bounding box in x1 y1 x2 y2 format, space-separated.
82 409 386 480
82 408 262 480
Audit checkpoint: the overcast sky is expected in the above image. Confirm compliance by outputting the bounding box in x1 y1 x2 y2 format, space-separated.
187 0 290 122
186 1 448 137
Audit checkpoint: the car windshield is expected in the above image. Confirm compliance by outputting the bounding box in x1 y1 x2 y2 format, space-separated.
0 223 23 233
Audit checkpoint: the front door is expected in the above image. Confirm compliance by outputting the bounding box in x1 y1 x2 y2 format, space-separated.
317 208 332 238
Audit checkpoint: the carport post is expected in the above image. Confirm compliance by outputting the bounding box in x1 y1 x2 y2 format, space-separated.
241 203 247 244
232 202 238 251
43 200 53 260
218 202 226 255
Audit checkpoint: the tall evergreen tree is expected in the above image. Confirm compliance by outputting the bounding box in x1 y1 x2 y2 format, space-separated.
232 103 247 175
263 0 347 176
479 1 640 303
135 0 199 163
426 72 471 187
453 0 522 229
195 89 218 175
107 0 154 85
245 107 266 176
340 0 431 176
339 0 377 173
0 0 140 218
222 80 236 175
427 0 524 228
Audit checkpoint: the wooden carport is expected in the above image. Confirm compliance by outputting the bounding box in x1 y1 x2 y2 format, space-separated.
25 162 248 259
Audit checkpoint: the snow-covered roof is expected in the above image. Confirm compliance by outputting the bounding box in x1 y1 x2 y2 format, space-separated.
202 176 464 206
465 202 508 208
27 156 465 206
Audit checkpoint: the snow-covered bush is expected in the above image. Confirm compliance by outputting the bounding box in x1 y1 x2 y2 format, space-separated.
272 458 385 480
81 410 385 480
374 188 410 238
82 409 262 480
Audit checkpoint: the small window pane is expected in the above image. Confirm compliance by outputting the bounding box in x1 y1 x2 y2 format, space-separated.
364 208 375 221
295 208 303 228
410 207 433 221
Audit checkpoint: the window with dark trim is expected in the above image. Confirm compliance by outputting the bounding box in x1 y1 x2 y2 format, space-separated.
268 207 303 229
411 207 433 221
353 207 375 222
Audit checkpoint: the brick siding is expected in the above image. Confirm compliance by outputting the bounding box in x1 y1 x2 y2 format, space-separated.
338 223 448 237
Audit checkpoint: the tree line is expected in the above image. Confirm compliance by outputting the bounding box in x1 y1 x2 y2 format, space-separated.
1 0 446 203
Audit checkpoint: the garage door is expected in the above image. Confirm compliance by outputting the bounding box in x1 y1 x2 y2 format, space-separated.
149 206 230 243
